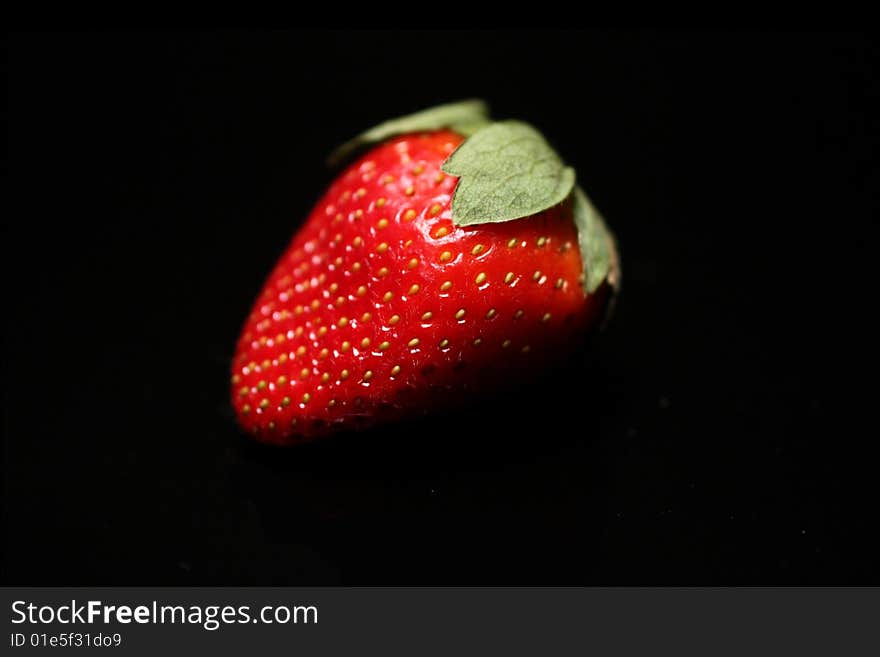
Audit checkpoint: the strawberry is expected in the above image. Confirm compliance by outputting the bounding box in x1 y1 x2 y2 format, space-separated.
231 102 618 445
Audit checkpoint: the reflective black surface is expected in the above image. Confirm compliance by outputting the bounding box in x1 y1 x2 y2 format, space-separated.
5 30 877 584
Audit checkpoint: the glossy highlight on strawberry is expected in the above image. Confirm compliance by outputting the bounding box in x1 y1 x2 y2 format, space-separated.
231 129 611 445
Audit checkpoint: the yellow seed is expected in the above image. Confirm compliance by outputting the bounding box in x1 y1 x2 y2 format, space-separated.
455 309 466 320
514 309 524 319
328 399 337 408
311 299 320 310
408 338 420 348
300 368 310 379
338 317 349 328
361 337 371 348
319 348 329 359
353 236 363 247
295 326 304 337
404 209 417 221
521 345 531 354
532 270 542 282
471 244 485 256
341 341 351 352
475 272 487 285
259 398 270 409
439 251 452 262
378 341 390 351
429 203 442 215
407 258 419 269
504 272 515 284
405 185 415 196
389 314 401 325
354 209 363 219
294 305 303 315
352 262 362 271
440 281 452 292
377 218 389 230
383 291 394 302
239 386 249 397
377 242 389 253
376 197 386 207
421 311 434 321
473 338 482 347
537 236 547 247
507 238 518 248
361 312 372 322
439 338 450 348
267 421 275 430
302 393 311 404
413 165 424 175
408 284 420 295
317 326 328 337
502 340 512 349
377 267 389 277
356 285 367 297
363 370 373 381
257 380 267 390
435 226 449 238
277 375 287 386
281 396 291 407
434 173 445 183
261 359 271 369
296 346 306 356
541 313 552 323
391 365 401 376
241 404 251 414
231 374 241 384
340 369 350 380
336 296 346 306
485 308 497 319
355 187 366 198
279 353 288 363
321 372 330 382
555 278 565 289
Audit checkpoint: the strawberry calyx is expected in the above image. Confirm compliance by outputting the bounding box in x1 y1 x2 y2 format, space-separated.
329 101 620 298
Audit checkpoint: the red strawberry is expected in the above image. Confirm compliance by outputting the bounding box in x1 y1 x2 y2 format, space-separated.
231 105 618 445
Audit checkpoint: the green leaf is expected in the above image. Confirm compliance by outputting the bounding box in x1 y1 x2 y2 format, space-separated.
327 99 491 168
441 120 576 226
573 185 620 295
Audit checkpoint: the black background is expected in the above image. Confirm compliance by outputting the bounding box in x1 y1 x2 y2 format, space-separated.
4 30 878 584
